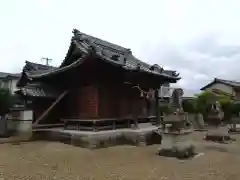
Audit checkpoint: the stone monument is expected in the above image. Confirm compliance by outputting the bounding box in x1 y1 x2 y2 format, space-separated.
157 88 196 159
205 101 232 143
206 100 223 127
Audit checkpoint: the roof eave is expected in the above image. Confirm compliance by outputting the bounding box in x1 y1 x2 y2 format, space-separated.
126 68 180 81
200 79 216 91
200 78 240 91
26 54 90 79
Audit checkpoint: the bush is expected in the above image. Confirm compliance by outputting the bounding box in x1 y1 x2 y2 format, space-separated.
193 91 236 122
219 98 233 122
182 99 196 113
0 88 13 116
159 104 174 115
194 91 217 114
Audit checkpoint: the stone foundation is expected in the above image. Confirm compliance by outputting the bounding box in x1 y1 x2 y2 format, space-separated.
157 142 197 159
205 133 232 142
32 128 162 149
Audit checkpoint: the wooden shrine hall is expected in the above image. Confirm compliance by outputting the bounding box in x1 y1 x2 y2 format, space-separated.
16 29 180 131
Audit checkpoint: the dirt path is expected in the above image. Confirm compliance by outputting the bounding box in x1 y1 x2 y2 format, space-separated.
1 138 240 180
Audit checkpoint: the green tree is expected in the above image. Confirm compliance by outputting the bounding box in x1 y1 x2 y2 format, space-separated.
219 97 232 122
194 91 234 122
182 99 196 113
194 91 217 114
159 104 173 115
0 88 13 116
231 103 240 117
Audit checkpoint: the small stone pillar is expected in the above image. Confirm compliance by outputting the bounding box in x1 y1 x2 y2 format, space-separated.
7 108 33 139
19 110 33 132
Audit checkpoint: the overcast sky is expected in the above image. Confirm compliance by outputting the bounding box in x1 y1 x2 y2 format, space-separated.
1 0 240 92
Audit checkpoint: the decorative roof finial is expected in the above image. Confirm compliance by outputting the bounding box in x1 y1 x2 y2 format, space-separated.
123 58 127 64
149 65 155 71
72 29 80 35
150 64 164 73
136 63 141 70
172 71 180 77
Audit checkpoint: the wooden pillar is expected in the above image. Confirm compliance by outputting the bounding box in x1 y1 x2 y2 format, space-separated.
155 89 160 126
93 120 97 132
127 118 130 128
132 98 139 129
113 120 116 130
134 107 139 129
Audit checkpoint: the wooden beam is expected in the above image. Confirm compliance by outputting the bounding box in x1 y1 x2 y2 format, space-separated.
33 90 68 126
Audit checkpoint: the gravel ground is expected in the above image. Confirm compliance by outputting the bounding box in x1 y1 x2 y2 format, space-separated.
1 132 240 180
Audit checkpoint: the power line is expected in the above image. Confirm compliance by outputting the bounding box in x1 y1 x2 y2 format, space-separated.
41 57 52 66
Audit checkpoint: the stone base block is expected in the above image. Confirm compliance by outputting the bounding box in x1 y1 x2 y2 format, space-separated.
205 132 233 143
32 129 162 149
157 142 197 159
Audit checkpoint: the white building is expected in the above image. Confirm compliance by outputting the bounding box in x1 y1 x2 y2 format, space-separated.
0 72 21 94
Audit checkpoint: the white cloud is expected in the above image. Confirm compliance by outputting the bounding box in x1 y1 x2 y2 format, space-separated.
0 0 240 92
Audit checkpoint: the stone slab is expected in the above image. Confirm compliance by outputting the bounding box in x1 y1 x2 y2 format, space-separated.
158 141 197 159
32 126 162 149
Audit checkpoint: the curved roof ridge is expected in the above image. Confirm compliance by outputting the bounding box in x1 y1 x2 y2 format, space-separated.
73 28 131 54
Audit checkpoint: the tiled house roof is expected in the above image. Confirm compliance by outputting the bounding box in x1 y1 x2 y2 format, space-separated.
23 61 56 75
0 61 55 81
200 78 240 90
16 61 57 97
0 72 21 79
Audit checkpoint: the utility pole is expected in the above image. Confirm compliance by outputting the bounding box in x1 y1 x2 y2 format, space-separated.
41 57 52 66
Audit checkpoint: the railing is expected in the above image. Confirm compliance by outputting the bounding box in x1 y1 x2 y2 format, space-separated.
61 116 157 131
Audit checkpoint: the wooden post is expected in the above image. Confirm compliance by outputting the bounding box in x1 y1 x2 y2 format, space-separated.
113 120 116 130
133 100 139 129
155 89 160 126
93 120 97 132
63 120 67 129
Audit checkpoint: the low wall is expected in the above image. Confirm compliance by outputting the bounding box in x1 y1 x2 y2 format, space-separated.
7 119 32 134
7 110 33 136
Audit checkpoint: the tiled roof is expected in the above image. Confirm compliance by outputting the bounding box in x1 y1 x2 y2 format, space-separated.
71 29 180 79
24 29 180 81
24 61 56 71
200 78 240 90
215 78 240 87
16 83 59 98
0 72 21 79
0 61 54 81
0 72 12 78
23 61 56 75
